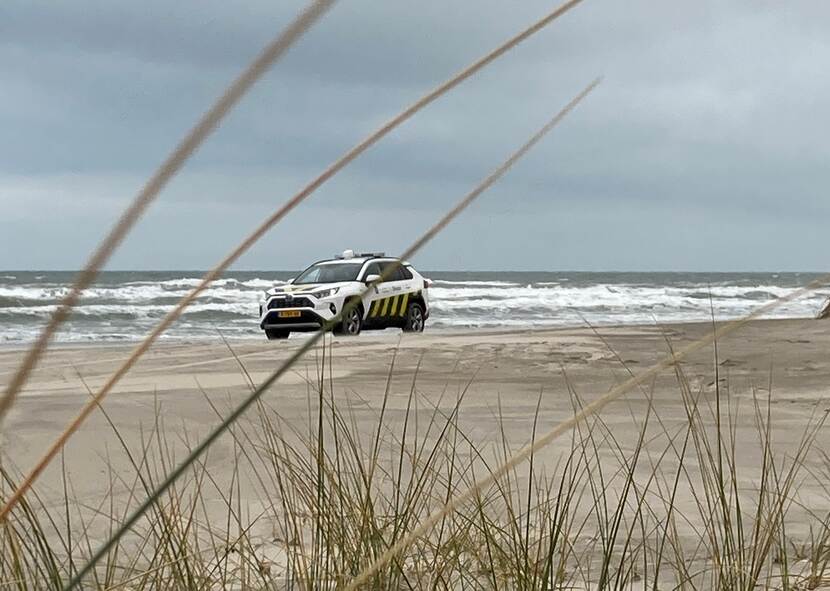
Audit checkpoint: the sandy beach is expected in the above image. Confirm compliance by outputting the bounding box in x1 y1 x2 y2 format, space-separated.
3 319 829 542
5 0 830 585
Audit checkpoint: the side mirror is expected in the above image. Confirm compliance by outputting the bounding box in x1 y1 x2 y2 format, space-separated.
286 277 295 284
364 274 381 285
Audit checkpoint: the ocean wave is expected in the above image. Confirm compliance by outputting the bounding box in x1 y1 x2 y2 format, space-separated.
0 272 825 343
0 301 258 318
122 277 285 289
430 280 520 287
0 284 269 304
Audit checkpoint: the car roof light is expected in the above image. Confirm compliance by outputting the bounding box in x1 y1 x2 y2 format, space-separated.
334 250 385 260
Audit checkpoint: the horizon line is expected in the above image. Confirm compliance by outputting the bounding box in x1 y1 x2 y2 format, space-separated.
0 269 826 275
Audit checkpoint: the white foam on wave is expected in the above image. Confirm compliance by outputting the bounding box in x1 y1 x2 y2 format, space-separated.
242 278 286 288
123 277 286 289
428 283 825 324
0 301 261 318
0 282 276 304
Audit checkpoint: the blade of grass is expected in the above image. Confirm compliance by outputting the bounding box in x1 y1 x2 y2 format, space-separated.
0 0 336 426
61 78 600 591
0 0 587 524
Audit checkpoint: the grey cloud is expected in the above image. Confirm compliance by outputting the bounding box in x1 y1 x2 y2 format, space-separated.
1 0 828 270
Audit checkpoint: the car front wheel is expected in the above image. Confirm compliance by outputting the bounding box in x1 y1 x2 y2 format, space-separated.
403 302 425 332
337 305 362 336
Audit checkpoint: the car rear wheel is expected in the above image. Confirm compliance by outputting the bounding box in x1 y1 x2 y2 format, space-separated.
265 329 289 340
336 304 362 336
403 302 425 332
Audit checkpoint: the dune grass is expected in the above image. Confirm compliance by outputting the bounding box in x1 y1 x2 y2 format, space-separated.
1 336 828 590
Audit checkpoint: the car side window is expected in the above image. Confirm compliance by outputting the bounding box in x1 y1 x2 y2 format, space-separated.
378 261 412 281
363 262 382 280
379 261 402 281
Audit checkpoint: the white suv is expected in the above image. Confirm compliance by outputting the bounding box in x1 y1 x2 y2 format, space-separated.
259 250 431 340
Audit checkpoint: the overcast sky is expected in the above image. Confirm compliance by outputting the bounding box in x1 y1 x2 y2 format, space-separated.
1 1 828 271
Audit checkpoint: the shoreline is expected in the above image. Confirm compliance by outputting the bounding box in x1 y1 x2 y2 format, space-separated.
0 313 822 352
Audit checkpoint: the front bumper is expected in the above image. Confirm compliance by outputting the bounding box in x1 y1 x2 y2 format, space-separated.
259 294 339 332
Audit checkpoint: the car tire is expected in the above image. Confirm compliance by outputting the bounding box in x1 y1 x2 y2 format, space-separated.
403 302 425 332
337 304 363 337
265 329 289 340
335 302 363 336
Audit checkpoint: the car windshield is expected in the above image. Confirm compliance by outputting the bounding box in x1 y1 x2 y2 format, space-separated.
294 262 363 284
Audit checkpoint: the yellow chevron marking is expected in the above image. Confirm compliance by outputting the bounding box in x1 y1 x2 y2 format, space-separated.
380 297 390 316
399 293 409 317
370 300 380 318
389 295 400 316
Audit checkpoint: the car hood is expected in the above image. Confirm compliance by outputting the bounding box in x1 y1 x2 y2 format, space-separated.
265 281 352 297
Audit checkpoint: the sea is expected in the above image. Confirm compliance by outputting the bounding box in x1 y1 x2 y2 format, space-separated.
0 271 827 344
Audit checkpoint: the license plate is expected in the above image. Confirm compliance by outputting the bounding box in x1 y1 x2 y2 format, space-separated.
278 310 301 318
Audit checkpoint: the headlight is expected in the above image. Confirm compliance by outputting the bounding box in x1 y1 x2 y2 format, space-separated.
312 287 339 299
